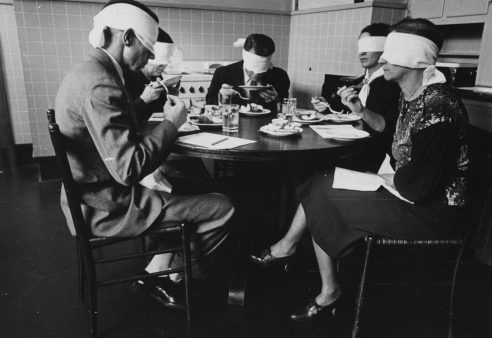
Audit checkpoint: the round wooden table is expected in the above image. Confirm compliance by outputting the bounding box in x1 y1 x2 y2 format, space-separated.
172 115 371 162
172 114 375 307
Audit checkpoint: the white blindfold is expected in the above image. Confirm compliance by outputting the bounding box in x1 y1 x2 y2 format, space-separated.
88 3 158 56
380 32 446 86
358 36 386 53
242 49 271 74
148 42 174 65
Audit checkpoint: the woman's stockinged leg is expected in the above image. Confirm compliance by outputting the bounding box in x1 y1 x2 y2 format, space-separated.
312 237 341 306
270 203 308 257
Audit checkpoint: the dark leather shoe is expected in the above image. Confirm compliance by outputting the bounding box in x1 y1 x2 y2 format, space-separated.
131 277 185 310
290 300 337 322
249 248 294 268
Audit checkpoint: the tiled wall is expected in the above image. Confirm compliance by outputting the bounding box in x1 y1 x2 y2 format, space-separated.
12 0 290 157
0 3 30 144
287 6 406 108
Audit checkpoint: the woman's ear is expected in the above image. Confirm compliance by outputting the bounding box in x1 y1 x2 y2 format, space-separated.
122 29 135 47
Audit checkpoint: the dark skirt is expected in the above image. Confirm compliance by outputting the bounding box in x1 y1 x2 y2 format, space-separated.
299 169 466 259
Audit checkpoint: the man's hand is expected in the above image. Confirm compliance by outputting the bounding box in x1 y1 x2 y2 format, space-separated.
337 86 364 115
259 84 278 103
163 95 187 129
311 96 328 113
219 84 234 104
140 81 164 104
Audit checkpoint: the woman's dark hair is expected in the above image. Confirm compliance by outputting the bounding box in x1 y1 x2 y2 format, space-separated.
360 23 391 37
391 17 443 50
244 34 275 57
158 28 173 43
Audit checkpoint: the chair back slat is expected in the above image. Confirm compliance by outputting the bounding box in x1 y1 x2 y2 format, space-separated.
46 109 93 243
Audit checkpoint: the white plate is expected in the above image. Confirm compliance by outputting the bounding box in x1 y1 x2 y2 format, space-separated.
324 113 362 123
239 108 271 116
293 115 324 124
324 129 370 141
178 122 200 132
239 85 271 91
189 120 222 128
259 125 303 137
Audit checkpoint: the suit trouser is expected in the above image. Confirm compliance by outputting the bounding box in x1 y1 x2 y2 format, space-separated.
147 192 235 271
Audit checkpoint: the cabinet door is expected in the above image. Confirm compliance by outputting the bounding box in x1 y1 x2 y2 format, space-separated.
444 0 490 17
408 0 445 19
477 9 492 87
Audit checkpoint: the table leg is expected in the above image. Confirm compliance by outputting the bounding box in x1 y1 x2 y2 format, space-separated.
227 249 249 307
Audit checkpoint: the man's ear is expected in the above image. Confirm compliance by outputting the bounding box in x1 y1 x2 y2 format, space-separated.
122 29 136 47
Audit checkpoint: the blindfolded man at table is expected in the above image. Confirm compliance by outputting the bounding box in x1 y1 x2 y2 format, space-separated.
206 33 290 113
125 27 180 128
55 0 234 310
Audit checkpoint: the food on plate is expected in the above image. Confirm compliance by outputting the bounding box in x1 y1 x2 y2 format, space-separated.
296 110 318 121
205 105 221 116
330 112 360 120
191 115 222 124
247 103 263 112
264 120 302 133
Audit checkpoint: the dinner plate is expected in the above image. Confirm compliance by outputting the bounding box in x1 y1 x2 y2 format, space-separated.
324 129 370 141
259 125 303 137
324 113 362 123
239 108 271 116
178 122 200 133
239 85 271 91
189 120 222 128
293 115 324 124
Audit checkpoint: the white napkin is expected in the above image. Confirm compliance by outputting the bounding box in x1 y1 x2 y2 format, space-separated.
139 169 172 193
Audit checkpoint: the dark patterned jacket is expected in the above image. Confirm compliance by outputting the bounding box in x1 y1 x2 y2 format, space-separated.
392 83 469 206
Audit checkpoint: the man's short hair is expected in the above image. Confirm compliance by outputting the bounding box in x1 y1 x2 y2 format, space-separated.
360 23 391 37
158 28 173 44
244 33 275 57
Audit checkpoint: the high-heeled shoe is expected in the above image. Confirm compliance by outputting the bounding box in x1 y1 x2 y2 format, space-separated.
249 248 294 268
290 299 338 322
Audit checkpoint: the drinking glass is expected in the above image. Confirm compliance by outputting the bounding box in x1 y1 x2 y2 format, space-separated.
222 104 240 132
284 98 297 123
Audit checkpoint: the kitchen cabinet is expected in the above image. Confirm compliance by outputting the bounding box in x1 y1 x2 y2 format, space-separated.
444 0 490 17
408 0 444 19
477 8 492 86
408 0 490 23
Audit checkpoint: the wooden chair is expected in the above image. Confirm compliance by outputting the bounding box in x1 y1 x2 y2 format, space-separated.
351 153 492 338
46 109 192 338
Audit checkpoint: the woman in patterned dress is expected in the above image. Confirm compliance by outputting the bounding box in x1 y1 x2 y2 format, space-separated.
250 17 469 322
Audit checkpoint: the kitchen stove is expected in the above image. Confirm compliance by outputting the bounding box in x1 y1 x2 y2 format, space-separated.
168 61 234 107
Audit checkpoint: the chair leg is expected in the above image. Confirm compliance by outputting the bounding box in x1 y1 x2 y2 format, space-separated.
181 222 192 324
448 243 465 338
76 242 86 302
351 236 375 338
85 263 98 338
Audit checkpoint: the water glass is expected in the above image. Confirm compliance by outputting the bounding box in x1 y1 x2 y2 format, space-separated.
222 104 239 132
284 98 297 122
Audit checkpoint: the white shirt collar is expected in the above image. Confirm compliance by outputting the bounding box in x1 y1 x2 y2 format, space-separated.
365 67 384 84
243 65 250 85
100 48 125 85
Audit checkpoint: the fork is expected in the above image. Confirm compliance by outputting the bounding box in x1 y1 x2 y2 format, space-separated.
230 89 250 101
316 101 346 115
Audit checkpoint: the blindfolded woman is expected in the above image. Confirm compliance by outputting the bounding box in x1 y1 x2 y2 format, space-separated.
251 17 469 322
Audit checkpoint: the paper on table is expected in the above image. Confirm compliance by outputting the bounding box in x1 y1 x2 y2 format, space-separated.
332 154 413 204
139 169 172 193
177 132 256 149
